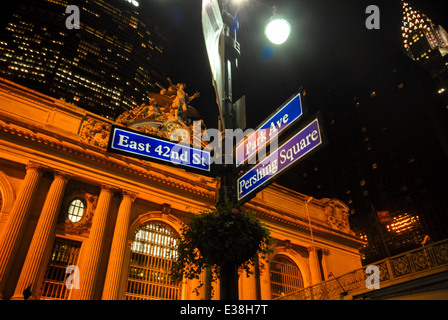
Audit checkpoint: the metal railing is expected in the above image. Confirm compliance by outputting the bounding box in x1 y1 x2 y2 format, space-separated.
276 238 448 300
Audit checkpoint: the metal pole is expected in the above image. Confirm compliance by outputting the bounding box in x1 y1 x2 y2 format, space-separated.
306 196 322 283
305 197 316 253
218 0 240 300
370 202 391 258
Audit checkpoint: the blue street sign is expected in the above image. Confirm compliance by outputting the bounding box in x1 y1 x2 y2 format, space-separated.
235 92 303 167
108 126 211 173
237 118 322 202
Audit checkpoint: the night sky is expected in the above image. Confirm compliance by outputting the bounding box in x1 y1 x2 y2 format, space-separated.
1 0 446 128
147 0 448 129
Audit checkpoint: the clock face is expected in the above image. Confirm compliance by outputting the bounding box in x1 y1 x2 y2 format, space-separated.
163 120 190 143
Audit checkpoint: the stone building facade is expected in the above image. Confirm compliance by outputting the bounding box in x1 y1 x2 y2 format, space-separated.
0 78 363 300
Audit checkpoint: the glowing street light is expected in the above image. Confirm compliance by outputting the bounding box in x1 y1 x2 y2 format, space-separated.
265 8 291 45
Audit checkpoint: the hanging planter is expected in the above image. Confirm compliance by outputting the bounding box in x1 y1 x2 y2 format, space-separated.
171 200 272 283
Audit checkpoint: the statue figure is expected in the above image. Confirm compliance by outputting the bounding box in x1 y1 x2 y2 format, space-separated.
114 78 202 143
131 99 159 122
170 83 200 120
160 77 178 99
116 99 160 125
116 107 138 125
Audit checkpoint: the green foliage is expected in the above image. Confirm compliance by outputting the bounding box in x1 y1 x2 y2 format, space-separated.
170 200 272 284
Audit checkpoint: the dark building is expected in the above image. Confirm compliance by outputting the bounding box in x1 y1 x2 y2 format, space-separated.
278 50 448 264
277 1 448 265
0 0 169 119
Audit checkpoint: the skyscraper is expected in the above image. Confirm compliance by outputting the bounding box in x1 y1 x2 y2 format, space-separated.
401 1 448 95
0 0 169 119
277 3 448 264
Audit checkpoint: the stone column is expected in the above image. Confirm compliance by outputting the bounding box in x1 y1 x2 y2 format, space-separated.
308 247 322 285
0 162 45 299
75 184 115 300
253 254 262 300
11 171 71 300
102 190 136 300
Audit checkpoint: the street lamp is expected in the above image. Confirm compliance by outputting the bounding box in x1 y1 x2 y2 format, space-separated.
265 7 291 45
204 0 291 300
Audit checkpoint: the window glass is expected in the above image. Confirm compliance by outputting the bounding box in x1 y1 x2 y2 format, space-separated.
68 199 84 223
270 255 304 299
126 221 180 300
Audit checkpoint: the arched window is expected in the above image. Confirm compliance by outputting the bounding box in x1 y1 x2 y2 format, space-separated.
39 237 82 300
67 199 85 223
125 221 180 300
270 255 304 299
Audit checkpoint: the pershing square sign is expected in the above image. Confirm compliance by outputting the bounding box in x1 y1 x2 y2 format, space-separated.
237 118 322 202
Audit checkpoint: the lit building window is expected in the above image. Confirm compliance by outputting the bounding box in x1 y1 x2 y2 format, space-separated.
126 221 180 300
67 199 85 223
386 213 421 235
39 237 82 300
270 255 304 299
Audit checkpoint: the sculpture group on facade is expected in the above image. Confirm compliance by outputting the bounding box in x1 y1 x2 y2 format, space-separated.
322 199 351 234
116 78 200 125
80 78 203 148
79 118 111 149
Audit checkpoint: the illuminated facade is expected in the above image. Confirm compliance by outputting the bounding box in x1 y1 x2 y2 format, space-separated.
0 78 363 300
0 0 169 120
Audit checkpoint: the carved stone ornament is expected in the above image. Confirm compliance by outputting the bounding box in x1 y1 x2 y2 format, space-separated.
79 117 111 149
322 199 351 233
64 193 97 236
161 203 172 216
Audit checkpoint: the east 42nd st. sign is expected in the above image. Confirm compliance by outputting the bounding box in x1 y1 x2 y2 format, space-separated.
108 126 211 174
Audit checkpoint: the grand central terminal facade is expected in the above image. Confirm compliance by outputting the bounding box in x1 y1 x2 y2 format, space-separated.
0 78 363 300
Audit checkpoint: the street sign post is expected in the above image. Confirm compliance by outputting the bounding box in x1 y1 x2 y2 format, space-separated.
202 0 226 130
108 126 211 173
237 118 322 203
235 92 303 167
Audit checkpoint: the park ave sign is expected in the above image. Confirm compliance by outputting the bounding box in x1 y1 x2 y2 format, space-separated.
235 92 303 167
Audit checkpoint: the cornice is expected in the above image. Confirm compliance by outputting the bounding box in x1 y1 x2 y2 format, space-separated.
244 202 365 249
0 116 217 200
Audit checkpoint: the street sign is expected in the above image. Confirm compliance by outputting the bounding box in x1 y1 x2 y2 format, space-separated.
237 118 322 202
235 92 303 167
108 126 211 173
202 0 225 130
